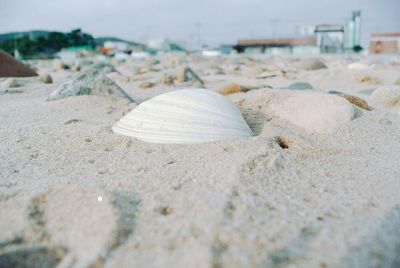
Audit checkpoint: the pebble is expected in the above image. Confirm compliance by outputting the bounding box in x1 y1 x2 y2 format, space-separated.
370 86 400 112
343 94 369 110
288 82 313 90
218 83 249 95
158 74 175 86
136 67 150 75
52 59 69 70
300 58 327 70
353 76 381 85
71 64 81 72
328 91 370 110
39 74 53 84
139 81 154 89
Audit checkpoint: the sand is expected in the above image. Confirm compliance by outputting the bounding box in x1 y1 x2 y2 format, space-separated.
1 54 400 268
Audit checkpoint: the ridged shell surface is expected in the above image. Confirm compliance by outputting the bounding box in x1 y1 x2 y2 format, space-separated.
112 89 253 144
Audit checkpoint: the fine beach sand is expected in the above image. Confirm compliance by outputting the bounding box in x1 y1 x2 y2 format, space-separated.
1 54 400 268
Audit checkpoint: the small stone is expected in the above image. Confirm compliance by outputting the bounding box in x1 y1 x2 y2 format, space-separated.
138 81 154 89
157 206 173 216
328 91 369 110
158 74 175 86
353 76 381 85
64 119 81 125
136 67 149 75
288 82 313 90
343 94 369 110
176 66 204 85
328 90 343 95
394 78 400 85
370 86 400 112
300 58 327 70
39 74 53 84
218 83 250 95
52 59 69 70
71 64 81 72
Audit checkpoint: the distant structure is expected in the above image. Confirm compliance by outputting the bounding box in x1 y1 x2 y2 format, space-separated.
314 11 361 53
314 25 345 53
56 46 92 64
345 11 362 50
233 36 318 55
219 45 234 54
147 38 186 53
369 33 400 54
234 11 362 55
98 40 145 57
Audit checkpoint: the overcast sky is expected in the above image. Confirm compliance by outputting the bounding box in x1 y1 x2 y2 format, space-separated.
0 0 399 47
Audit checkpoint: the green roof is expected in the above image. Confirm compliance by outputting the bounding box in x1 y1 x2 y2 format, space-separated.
62 45 92 51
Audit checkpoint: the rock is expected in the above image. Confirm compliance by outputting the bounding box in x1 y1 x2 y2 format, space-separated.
328 90 343 95
343 94 369 110
158 74 175 86
0 50 38 77
91 62 115 74
218 83 250 95
288 82 313 90
370 86 400 113
394 78 400 85
328 91 370 110
138 81 154 89
353 76 381 85
176 67 204 85
300 58 327 70
48 69 133 102
3 78 20 88
52 59 69 70
71 64 81 72
38 74 53 84
270 92 354 133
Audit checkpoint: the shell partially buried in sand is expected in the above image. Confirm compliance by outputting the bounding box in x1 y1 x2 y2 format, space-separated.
112 89 253 144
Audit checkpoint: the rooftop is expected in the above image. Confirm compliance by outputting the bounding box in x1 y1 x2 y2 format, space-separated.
236 36 317 47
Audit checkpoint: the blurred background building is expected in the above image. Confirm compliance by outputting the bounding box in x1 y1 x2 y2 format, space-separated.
369 33 400 54
234 11 364 55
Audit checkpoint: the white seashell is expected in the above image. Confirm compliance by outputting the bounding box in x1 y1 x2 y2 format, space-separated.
112 89 253 144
